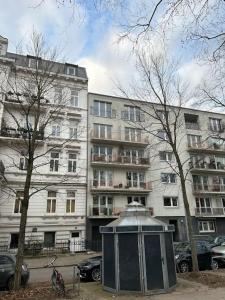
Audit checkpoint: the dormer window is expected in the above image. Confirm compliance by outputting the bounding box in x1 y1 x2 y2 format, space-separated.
66 66 76 76
28 56 41 69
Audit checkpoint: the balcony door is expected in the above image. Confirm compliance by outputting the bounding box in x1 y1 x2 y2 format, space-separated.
93 124 112 139
93 170 113 187
93 145 112 162
93 195 113 216
195 198 211 215
193 175 208 191
127 172 145 188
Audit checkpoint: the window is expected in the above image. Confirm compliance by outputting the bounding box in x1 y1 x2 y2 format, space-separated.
159 151 173 161
44 231 55 247
163 197 178 207
161 173 176 183
70 89 78 107
125 127 141 142
127 171 145 187
66 191 75 213
93 170 113 187
28 58 38 69
50 152 59 172
209 118 221 132
54 87 62 104
69 121 78 139
93 101 112 118
47 191 56 213
68 153 77 173
123 148 144 164
66 66 76 76
10 233 19 249
51 124 60 137
187 134 201 148
195 197 211 214
92 145 112 161
93 195 113 216
208 137 225 150
122 106 143 122
157 130 168 141
127 196 146 206
156 110 168 120
93 124 112 139
184 114 199 130
198 220 215 233
19 156 28 170
192 175 208 191
14 191 23 213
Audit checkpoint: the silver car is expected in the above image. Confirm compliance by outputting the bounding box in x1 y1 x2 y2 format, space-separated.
211 243 225 266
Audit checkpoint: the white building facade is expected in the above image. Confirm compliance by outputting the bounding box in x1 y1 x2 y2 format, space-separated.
0 36 88 249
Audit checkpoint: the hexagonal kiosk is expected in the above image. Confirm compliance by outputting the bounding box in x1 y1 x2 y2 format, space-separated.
100 201 177 295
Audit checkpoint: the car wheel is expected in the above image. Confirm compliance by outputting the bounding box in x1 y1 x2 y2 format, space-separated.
7 276 14 290
211 259 219 271
179 261 189 273
91 268 101 282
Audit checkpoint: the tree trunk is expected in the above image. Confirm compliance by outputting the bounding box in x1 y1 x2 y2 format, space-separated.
176 156 199 272
14 162 33 290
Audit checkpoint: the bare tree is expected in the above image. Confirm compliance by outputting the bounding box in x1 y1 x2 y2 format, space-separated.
0 31 85 289
118 48 199 272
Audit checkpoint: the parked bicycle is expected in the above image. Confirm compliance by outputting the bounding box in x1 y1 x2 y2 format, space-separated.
44 255 65 297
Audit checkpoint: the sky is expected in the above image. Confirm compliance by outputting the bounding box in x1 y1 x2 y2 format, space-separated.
0 0 208 97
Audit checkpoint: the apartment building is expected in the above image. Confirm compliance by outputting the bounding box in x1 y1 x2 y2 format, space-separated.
0 36 88 249
87 93 225 245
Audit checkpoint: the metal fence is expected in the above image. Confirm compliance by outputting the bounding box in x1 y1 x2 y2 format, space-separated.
0 239 102 256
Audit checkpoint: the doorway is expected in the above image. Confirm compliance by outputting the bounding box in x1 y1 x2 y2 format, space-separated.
44 232 55 247
169 220 179 242
10 233 19 249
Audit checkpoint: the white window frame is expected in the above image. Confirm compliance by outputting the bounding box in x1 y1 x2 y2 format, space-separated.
51 124 61 137
70 89 79 107
159 151 173 162
187 134 201 148
127 195 146 206
161 173 176 184
69 126 77 139
14 191 24 214
163 197 178 207
198 220 215 233
93 170 113 187
50 152 59 172
66 191 76 213
124 105 141 121
210 118 221 132
67 66 76 76
93 145 112 161
93 100 112 118
93 124 112 139
46 191 57 213
93 195 113 216
28 58 38 69
127 171 145 188
124 127 141 142
54 87 63 104
68 153 77 173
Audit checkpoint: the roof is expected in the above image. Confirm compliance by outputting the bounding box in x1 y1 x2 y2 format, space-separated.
100 201 174 232
5 52 87 80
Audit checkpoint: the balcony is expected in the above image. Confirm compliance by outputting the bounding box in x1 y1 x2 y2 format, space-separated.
90 180 152 194
90 107 117 118
88 205 154 218
193 184 225 194
195 207 225 217
0 127 44 141
90 130 149 147
190 161 225 174
91 154 150 168
188 142 225 154
88 206 124 218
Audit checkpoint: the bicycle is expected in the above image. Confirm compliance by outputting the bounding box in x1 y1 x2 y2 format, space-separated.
44 255 65 297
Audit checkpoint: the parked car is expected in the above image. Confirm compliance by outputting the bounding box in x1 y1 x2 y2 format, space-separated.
174 242 217 272
196 235 225 248
211 243 225 266
0 253 29 290
77 255 102 282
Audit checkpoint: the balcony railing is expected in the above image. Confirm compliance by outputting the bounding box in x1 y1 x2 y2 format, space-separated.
185 122 200 130
89 206 124 217
90 130 149 144
188 142 225 152
90 180 152 191
193 184 225 193
91 154 150 166
0 127 44 140
195 207 225 216
90 107 117 118
190 161 225 171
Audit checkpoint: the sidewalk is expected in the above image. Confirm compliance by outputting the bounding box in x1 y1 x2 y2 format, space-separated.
25 252 100 269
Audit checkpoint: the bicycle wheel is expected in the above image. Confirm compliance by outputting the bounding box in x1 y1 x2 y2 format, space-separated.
51 272 65 296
